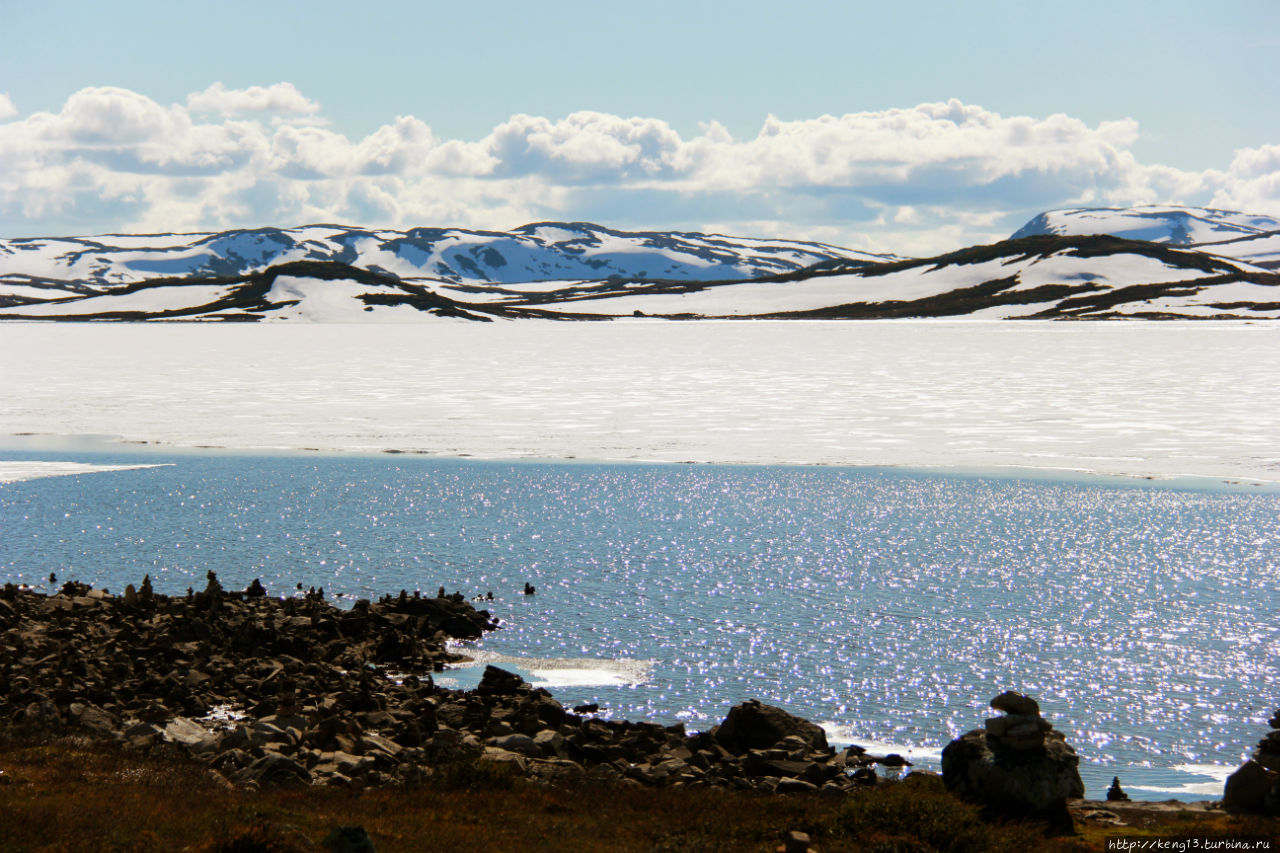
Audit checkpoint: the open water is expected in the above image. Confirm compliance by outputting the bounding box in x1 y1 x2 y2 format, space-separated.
2 441 1276 801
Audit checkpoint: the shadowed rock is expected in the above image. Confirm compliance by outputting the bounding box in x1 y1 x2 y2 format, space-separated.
1224 707 1280 815
942 692 1083 834
714 699 829 755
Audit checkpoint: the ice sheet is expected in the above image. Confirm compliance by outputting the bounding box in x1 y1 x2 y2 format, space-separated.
1 322 1277 483
0 461 173 483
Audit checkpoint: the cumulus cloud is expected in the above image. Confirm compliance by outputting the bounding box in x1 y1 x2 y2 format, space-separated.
186 82 320 116
1 84 1277 255
0 93 16 121
486 111 684 182
1209 144 1280 214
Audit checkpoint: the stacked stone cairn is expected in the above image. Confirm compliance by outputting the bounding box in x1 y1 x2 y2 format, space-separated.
0 578 897 794
941 691 1084 833
1223 708 1280 815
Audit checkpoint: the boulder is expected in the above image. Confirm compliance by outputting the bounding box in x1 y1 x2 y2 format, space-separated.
714 700 829 755
780 830 812 853
533 729 566 758
476 665 527 696
527 757 586 786
490 733 540 757
480 746 529 774
1222 707 1280 815
234 752 312 787
942 727 1082 823
163 716 212 748
942 693 1082 833
1223 760 1279 816
323 826 376 853
68 702 118 735
990 691 1040 716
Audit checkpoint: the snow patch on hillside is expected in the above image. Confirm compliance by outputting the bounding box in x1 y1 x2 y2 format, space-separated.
1012 205 1280 251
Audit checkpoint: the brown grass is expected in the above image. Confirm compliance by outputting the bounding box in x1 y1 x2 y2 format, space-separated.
2 735 1276 852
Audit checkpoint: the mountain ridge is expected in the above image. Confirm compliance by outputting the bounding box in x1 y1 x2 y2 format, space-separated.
2 206 1278 321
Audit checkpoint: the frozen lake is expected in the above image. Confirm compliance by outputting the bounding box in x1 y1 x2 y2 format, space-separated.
2 320 1278 482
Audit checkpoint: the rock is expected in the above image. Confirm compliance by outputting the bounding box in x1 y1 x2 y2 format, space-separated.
533 729 566 758
425 729 483 763
480 746 529 774
323 826 376 853
358 732 402 758
984 716 1013 737
163 716 212 748
330 752 376 777
526 757 586 786
990 691 1041 716
491 733 540 757
715 700 829 755
776 777 820 794
68 702 118 735
1223 760 1279 815
779 830 812 853
0 577 886 795
19 700 57 727
1257 728 1280 771
1222 707 1280 814
942 696 1083 833
851 767 877 786
1106 776 1130 802
234 752 312 787
476 665 527 696
123 721 164 748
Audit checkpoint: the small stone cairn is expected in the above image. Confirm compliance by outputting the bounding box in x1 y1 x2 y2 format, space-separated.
1106 776 1130 802
941 691 1084 833
1223 707 1280 815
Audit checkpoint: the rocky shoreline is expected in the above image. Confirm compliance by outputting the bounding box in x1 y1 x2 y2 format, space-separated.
2 577 1275 829
0 577 904 796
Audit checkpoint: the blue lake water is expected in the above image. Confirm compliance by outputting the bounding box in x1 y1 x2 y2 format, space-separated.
2 441 1277 801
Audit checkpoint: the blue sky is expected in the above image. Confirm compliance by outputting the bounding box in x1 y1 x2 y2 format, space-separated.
2 0 1277 253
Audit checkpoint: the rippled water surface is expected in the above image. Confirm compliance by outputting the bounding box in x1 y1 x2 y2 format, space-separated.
2 447 1276 800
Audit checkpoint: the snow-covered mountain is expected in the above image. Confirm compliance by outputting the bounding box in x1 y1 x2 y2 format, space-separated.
0 222 890 295
1011 205 1280 269
2 209 1277 321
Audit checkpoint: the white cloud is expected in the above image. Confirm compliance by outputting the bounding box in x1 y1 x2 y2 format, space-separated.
1 85 1277 255
485 111 683 181
186 82 320 116
1208 144 1280 214
0 93 16 121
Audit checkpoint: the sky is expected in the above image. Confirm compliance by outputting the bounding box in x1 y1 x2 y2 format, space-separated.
1 0 1277 255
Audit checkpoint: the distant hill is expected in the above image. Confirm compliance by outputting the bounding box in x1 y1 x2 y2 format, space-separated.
0 222 890 292
1010 205 1280 270
2 208 1277 321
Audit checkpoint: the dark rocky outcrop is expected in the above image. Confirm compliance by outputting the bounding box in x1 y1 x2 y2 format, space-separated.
0 579 882 796
941 691 1084 833
1223 708 1280 815
713 698 829 755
